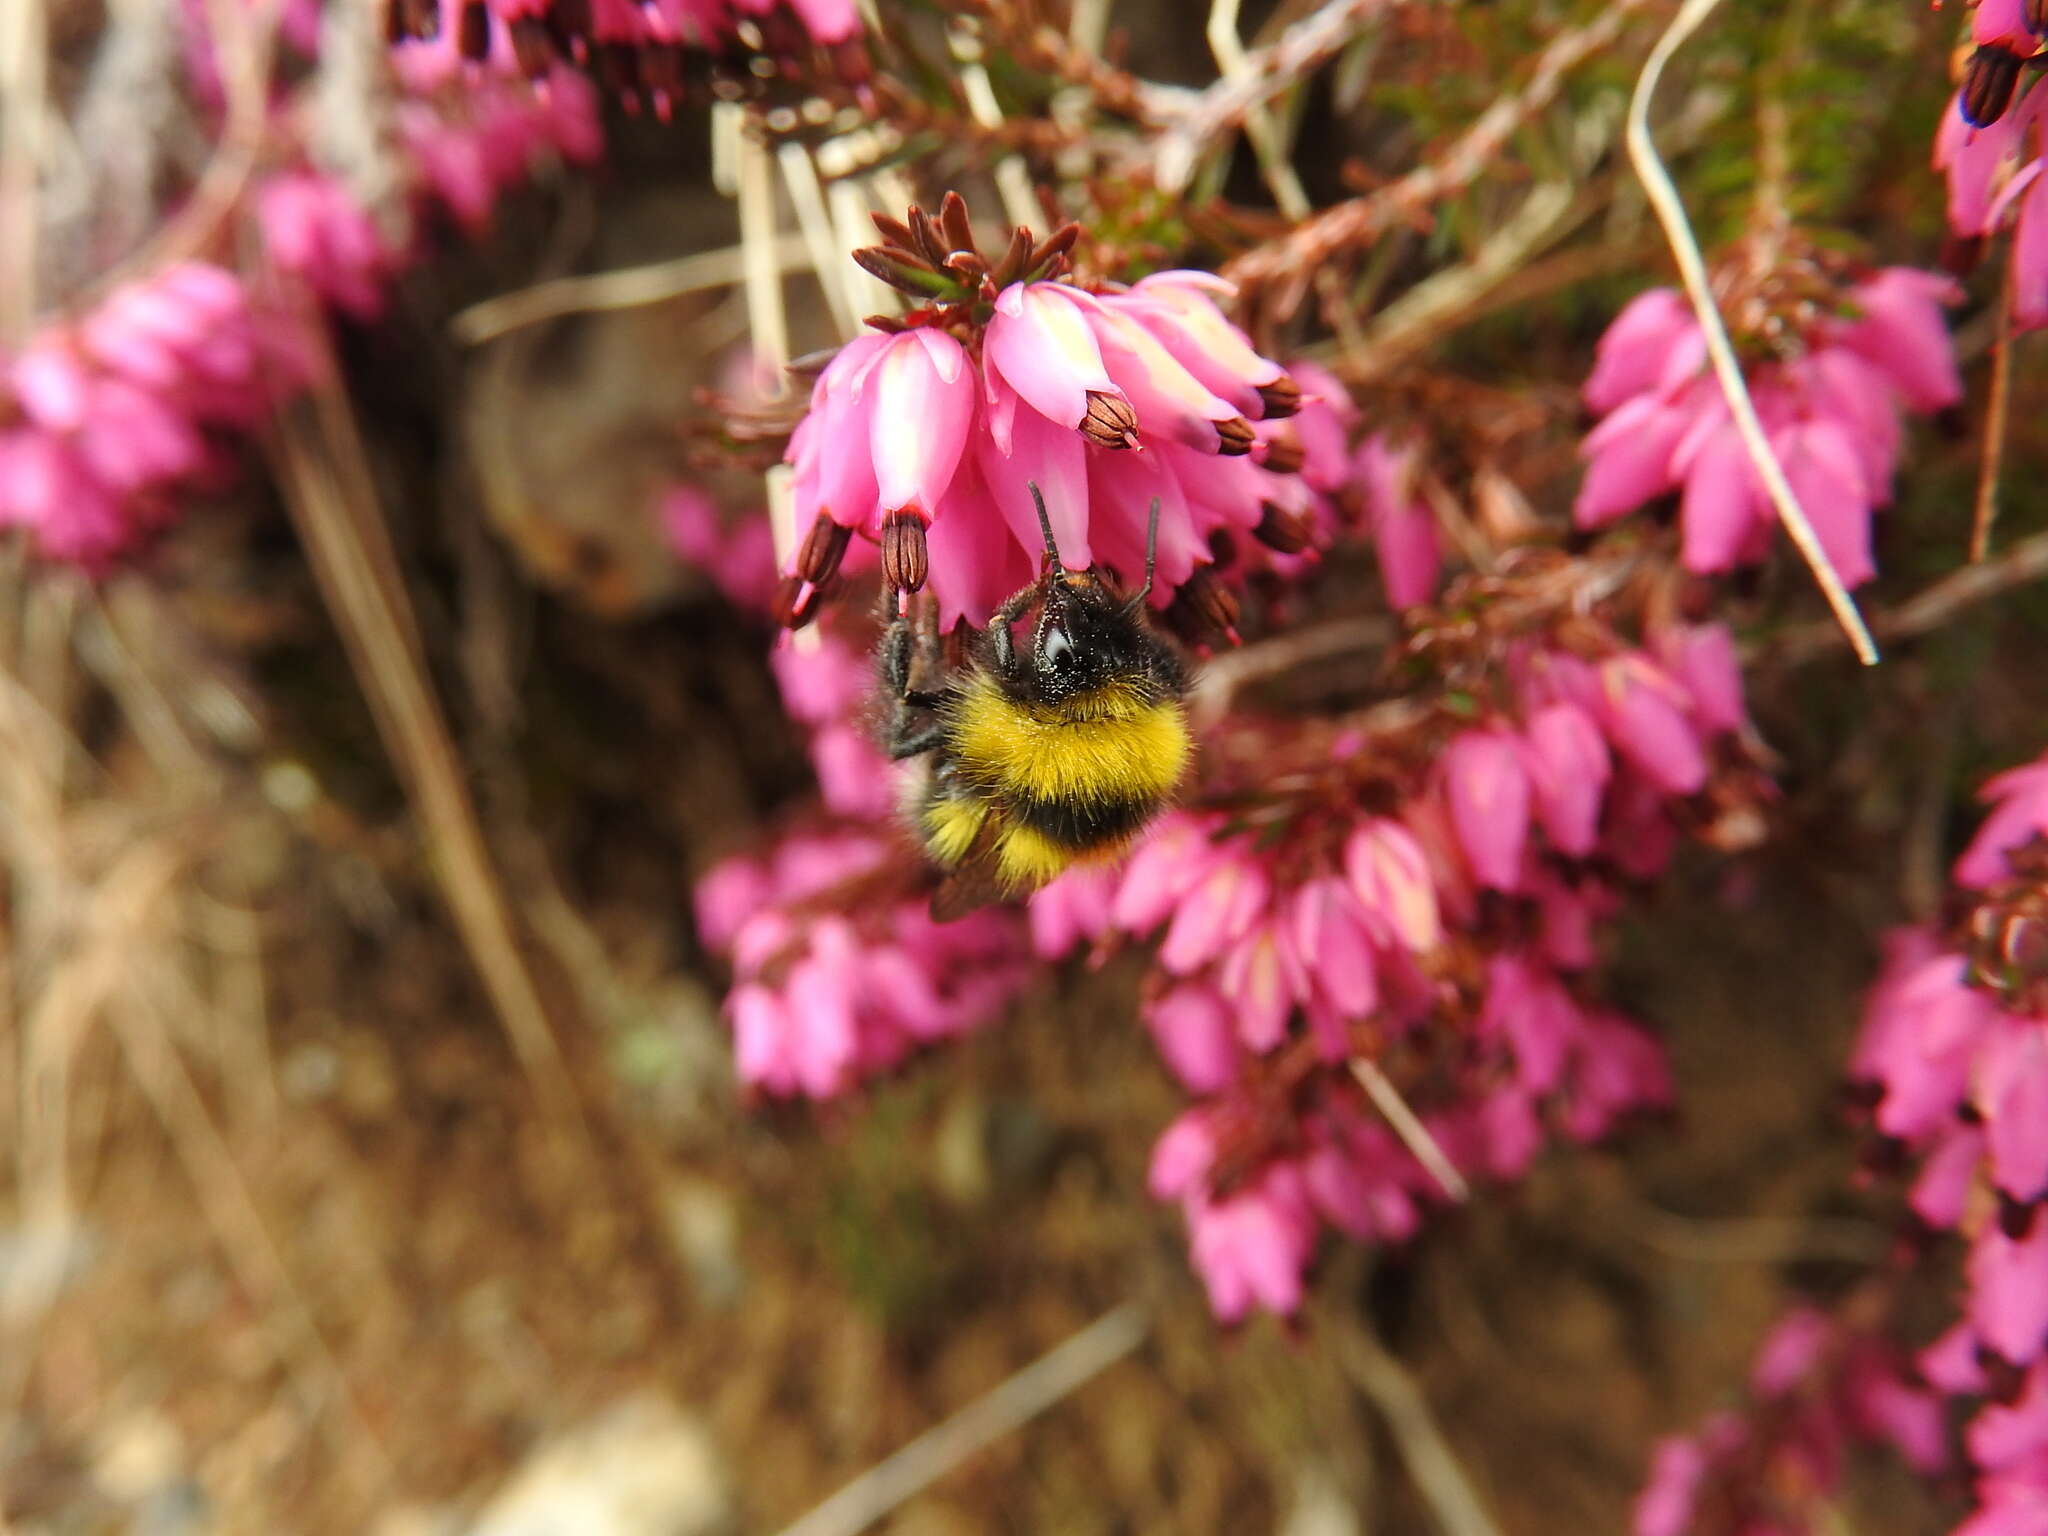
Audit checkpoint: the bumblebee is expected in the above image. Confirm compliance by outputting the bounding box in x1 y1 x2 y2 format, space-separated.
881 486 1192 918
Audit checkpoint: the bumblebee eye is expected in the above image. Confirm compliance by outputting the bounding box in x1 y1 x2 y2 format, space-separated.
1043 627 1074 670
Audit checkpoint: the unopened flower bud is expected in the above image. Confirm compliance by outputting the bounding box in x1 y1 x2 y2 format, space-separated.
1252 502 1315 554
1214 416 1257 456
1080 390 1140 449
881 510 930 594
795 513 854 587
1257 435 1306 475
1962 46 2024 127
1256 375 1302 419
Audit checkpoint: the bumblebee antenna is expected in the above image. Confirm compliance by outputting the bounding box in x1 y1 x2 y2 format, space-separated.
1124 497 1161 615
1027 481 1065 579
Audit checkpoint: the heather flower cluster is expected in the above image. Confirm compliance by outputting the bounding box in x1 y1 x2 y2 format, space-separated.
1019 570 1763 1321
695 830 1030 1099
1934 64 2048 332
1847 751 2048 1533
385 0 867 114
1633 1309 1948 1536
781 197 1360 633
1575 268 1961 586
0 265 305 566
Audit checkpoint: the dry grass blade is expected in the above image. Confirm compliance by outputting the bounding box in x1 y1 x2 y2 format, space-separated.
1333 1321 1503 1536
269 313 591 1153
770 1303 1151 1536
1624 0 1879 666
1349 1057 1470 1203
0 0 47 344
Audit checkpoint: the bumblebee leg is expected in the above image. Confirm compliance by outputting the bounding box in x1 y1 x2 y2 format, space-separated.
985 584 1039 678
884 718 948 759
881 611 944 709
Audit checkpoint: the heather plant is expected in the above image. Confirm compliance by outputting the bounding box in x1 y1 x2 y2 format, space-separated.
8 0 2048 1531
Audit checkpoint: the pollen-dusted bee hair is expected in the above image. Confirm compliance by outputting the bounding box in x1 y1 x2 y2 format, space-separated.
879 485 1193 919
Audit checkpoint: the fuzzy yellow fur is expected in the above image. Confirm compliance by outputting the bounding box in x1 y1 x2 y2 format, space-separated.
949 675 1190 806
921 792 988 865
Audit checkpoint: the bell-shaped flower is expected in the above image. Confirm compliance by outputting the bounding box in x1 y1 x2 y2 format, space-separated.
1443 728 1532 892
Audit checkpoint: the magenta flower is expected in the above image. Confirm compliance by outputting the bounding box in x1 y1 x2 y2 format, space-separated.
1343 817 1443 954
1356 433 1442 610
1443 728 1532 892
1957 756 2048 886
695 829 1030 1100
1521 702 1611 857
1143 985 1240 1093
780 203 1321 629
1575 270 1960 584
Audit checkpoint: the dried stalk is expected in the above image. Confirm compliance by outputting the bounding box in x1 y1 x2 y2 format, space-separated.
1971 255 2019 562
0 0 46 343
1223 0 1650 297
1767 527 2048 667
1333 1321 1504 1536
450 234 813 346
770 1303 1151 1536
1156 0 1394 191
1350 1057 1471 1203
269 316 591 1152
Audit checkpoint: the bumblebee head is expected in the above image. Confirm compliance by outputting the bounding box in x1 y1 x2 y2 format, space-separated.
1023 484 1163 703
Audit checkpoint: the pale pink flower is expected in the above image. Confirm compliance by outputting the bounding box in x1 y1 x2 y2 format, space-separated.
1596 655 1708 796
1183 1164 1319 1324
1343 818 1443 953
1443 728 1532 892
1143 985 1239 1093
1356 433 1442 609
1957 756 2048 886
1027 866 1120 961
1521 702 1611 857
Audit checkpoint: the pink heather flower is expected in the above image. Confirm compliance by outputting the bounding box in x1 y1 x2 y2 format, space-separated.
1356 433 1442 610
1290 877 1379 1021
1976 0 2040 49
1157 848 1271 975
1969 1361 2048 1472
1443 728 1532 892
1521 702 1611 857
1858 944 2002 1142
1343 818 1443 954
1651 622 1748 736
258 173 395 320
1976 1016 2048 1203
1595 655 1708 796
1144 984 1240 1093
1027 866 1120 961
1183 1164 1319 1324
1219 914 1308 1052
659 485 781 612
1575 272 1959 583
0 264 305 565
697 828 1030 1100
1112 813 1227 934
1938 85 2039 236
1751 1307 1834 1397
1971 1221 2048 1365
1479 953 1580 1096
1634 1434 1711 1536
785 225 1318 628
1958 756 2048 886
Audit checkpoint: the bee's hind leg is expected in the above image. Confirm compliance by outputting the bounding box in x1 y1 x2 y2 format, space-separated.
880 603 947 759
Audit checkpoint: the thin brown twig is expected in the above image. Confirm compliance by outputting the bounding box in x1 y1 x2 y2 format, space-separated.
1154 0 1397 191
1972 255 2020 562
1766 528 2048 667
1222 0 1652 298
268 304 593 1156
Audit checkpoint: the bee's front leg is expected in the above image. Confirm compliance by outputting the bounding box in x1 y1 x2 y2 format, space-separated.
985 584 1040 681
